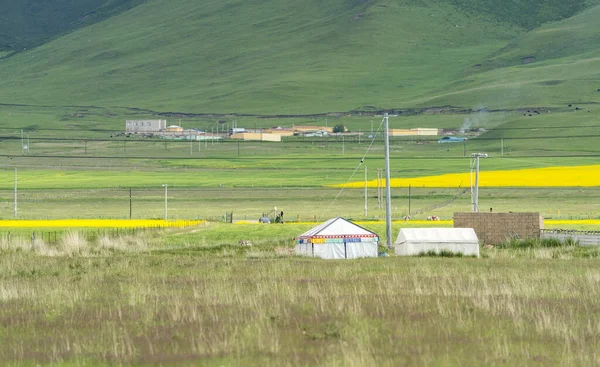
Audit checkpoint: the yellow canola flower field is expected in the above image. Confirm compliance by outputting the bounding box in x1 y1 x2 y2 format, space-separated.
545 220 600 226
0 219 203 228
335 165 600 188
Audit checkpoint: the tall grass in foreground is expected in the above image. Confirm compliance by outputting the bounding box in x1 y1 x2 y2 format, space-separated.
0 230 148 256
1 244 600 366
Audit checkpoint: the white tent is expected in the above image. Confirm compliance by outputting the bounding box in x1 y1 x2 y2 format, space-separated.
395 228 480 257
296 217 379 259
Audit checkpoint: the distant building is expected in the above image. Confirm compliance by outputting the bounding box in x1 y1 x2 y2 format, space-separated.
389 128 439 137
231 132 282 142
126 120 166 134
230 127 246 134
158 129 223 141
165 125 184 133
302 130 329 137
264 127 294 137
293 125 333 134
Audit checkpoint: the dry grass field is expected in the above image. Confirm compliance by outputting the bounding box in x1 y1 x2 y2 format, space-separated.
1 229 600 366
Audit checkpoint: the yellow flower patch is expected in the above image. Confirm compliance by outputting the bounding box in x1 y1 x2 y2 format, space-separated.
0 219 203 228
545 220 600 226
335 165 600 188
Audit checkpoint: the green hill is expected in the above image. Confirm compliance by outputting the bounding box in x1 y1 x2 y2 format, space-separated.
0 0 145 54
412 2 600 107
0 0 598 114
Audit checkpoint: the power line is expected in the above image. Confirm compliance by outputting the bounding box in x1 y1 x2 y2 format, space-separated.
3 154 600 161
324 116 386 217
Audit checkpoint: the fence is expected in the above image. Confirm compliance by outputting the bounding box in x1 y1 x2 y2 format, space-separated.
0 224 192 246
541 229 600 246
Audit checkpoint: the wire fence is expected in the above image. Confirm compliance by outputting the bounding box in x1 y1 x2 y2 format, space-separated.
1 185 600 223
0 226 171 246
2 134 600 160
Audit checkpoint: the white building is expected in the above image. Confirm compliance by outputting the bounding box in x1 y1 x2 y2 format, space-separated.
126 120 167 134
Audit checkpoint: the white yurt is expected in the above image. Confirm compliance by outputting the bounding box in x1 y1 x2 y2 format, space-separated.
395 228 480 257
296 217 379 259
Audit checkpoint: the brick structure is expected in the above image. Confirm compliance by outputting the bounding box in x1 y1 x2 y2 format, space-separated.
453 212 544 245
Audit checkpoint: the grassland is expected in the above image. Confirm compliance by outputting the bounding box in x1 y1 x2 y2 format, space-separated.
2 1 600 365
2 225 600 366
2 115 600 221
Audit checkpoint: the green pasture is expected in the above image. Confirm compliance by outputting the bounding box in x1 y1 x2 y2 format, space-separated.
0 105 599 220
1 186 600 222
1 103 599 165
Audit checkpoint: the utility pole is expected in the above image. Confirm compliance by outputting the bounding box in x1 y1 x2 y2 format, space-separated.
14 168 17 218
342 136 345 155
384 113 392 249
21 130 24 155
364 166 368 217
471 153 488 212
501 138 504 156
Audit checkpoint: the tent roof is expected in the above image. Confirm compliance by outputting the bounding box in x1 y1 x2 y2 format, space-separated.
396 228 478 243
298 217 378 239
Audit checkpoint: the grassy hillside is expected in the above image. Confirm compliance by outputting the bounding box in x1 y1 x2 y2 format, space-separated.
442 0 590 29
0 0 145 54
0 0 598 115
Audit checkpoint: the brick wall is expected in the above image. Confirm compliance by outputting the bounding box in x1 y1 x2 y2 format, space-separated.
453 212 544 245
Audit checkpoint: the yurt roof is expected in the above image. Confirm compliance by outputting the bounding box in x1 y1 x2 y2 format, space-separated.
298 217 378 239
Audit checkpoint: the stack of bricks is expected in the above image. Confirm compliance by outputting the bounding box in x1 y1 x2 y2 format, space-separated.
453 212 544 245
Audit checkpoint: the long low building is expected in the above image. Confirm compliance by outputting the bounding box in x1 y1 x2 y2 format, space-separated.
389 128 439 137
230 132 282 142
293 125 333 133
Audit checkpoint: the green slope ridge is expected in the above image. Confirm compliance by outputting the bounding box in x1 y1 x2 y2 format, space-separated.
0 0 146 54
0 0 598 114
409 3 600 109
